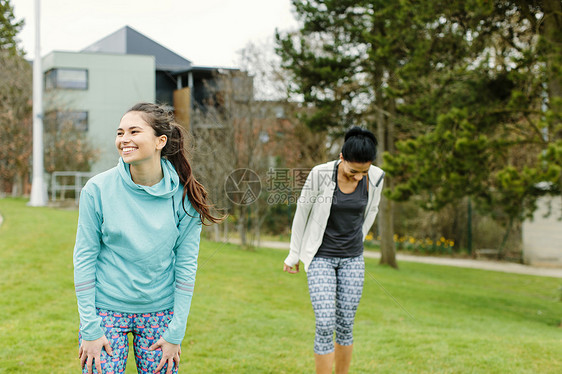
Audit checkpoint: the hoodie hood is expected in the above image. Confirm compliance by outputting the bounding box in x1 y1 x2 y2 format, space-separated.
117 157 180 198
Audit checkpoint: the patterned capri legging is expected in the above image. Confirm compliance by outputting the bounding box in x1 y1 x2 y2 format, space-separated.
307 255 365 355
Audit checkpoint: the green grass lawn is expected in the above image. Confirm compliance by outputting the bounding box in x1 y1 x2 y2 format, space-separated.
0 197 561 373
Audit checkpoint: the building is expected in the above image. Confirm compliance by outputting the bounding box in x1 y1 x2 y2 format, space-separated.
43 25 236 173
43 50 155 172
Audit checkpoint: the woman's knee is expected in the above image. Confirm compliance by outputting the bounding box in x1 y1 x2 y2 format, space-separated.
335 325 354 346
335 307 357 342
316 316 336 336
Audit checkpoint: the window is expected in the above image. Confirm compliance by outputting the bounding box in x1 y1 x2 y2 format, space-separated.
274 106 285 119
45 68 88 90
45 111 89 132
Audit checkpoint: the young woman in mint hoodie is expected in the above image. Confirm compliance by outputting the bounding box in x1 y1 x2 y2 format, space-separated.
283 127 384 374
74 103 221 374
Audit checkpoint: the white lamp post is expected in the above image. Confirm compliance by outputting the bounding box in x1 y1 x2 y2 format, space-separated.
29 0 47 206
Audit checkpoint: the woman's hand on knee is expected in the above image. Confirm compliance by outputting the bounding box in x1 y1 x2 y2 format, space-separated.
149 337 181 374
79 336 113 374
283 262 300 274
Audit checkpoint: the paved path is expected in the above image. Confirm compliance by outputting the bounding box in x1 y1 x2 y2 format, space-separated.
0 206 557 277
1 213 557 278
228 239 562 278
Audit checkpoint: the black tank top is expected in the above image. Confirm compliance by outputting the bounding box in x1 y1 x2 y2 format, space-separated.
315 170 368 258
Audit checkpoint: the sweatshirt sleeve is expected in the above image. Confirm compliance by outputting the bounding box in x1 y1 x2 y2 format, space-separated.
73 188 104 341
162 202 202 344
362 172 385 240
285 168 318 266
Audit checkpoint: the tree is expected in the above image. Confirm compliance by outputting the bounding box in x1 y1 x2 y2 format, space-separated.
535 0 562 127
41 115 99 200
0 0 30 195
384 0 562 256
238 40 330 170
44 116 99 167
191 40 329 246
191 68 275 247
0 51 32 195
1 1 100 198
0 0 24 54
275 0 480 267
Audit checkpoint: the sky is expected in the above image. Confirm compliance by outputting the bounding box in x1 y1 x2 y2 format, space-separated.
12 0 299 68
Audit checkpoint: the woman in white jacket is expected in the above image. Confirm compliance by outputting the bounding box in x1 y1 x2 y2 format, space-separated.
283 127 384 374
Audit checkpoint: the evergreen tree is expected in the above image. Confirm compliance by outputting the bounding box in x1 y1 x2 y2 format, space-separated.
276 0 487 266
277 0 562 258
0 0 24 54
384 0 562 255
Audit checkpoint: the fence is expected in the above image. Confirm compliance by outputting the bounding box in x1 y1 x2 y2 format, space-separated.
50 171 94 204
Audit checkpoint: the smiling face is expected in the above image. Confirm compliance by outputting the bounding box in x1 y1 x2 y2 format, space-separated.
115 111 167 166
339 153 371 182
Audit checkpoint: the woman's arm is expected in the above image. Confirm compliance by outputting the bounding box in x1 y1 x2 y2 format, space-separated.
74 189 104 341
362 171 385 239
284 167 318 268
74 188 109 372
161 199 202 345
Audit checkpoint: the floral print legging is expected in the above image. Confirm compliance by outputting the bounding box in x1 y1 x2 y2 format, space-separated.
79 308 178 373
307 255 365 355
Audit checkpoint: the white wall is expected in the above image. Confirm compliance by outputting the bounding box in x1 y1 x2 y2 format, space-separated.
522 196 562 267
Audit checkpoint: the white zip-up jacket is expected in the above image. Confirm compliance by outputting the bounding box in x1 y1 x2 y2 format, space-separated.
284 160 385 272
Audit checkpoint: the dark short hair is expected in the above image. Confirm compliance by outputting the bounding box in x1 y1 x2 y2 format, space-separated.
341 126 378 163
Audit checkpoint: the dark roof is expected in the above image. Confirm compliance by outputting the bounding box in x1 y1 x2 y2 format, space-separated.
173 65 239 75
81 26 192 72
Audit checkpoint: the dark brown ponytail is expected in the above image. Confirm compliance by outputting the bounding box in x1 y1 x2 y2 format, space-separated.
127 102 224 225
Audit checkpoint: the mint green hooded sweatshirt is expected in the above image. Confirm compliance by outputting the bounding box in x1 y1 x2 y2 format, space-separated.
73 158 202 344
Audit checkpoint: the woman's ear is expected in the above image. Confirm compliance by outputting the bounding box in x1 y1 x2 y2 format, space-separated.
157 135 168 150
